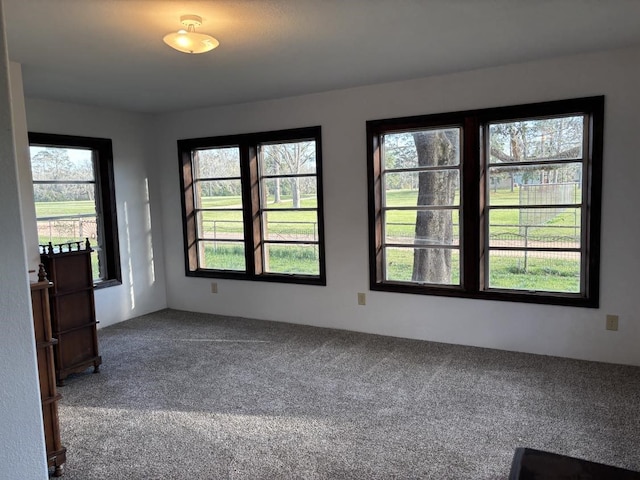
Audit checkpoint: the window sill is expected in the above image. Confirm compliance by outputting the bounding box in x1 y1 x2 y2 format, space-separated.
93 279 122 290
370 282 597 308
186 269 326 286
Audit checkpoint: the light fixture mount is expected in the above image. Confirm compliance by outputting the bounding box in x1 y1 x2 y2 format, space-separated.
163 14 220 54
180 15 202 29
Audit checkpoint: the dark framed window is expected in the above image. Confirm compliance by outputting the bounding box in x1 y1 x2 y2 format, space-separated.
367 97 604 307
178 126 326 285
29 132 121 288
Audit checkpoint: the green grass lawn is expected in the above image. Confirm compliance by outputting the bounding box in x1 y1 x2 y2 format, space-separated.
385 188 580 239
384 248 579 292
35 200 96 217
202 243 319 275
198 195 319 238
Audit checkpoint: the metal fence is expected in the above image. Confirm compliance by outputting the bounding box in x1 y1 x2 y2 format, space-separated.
385 221 580 273
37 214 97 243
518 183 579 235
202 219 318 243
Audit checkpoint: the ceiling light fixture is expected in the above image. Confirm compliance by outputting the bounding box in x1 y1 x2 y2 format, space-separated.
163 15 219 54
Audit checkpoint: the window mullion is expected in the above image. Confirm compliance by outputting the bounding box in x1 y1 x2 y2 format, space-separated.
368 131 384 285
583 104 604 300
242 143 260 276
94 143 120 284
183 150 199 271
463 116 481 293
489 203 582 210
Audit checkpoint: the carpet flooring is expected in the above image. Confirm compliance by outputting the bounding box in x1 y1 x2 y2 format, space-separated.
56 309 640 479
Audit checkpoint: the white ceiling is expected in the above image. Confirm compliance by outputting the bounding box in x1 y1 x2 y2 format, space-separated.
4 0 640 114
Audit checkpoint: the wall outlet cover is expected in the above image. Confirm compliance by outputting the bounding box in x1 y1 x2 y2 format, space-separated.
357 292 366 306
606 314 618 331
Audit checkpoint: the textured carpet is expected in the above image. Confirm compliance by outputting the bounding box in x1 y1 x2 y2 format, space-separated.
57 309 640 479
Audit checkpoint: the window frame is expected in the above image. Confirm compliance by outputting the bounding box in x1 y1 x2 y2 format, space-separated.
367 96 604 307
29 132 122 289
178 126 326 286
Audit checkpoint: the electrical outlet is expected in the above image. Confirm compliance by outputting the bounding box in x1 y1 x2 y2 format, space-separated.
357 292 366 306
210 282 218 294
606 314 618 331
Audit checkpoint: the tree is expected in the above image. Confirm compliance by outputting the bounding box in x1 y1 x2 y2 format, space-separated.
489 117 583 186
195 148 242 197
411 130 458 283
273 162 282 204
262 142 315 208
31 148 95 202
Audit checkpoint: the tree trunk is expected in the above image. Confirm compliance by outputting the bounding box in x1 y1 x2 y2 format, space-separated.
411 131 457 284
274 162 281 203
290 177 300 208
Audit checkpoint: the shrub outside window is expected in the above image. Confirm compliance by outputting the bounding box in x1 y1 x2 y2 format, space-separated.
367 97 604 307
178 126 326 285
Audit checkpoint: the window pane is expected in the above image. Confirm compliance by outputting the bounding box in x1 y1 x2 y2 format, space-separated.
37 215 98 245
90 249 102 281
262 210 318 242
198 241 246 271
34 181 98 254
385 170 459 207
33 183 96 206
488 164 582 206
385 209 459 246
261 141 317 175
197 211 244 240
261 177 317 208
383 128 461 170
263 243 319 275
488 208 581 249
489 116 584 164
30 147 94 181
196 180 243 208
384 246 460 285
488 250 580 293
194 147 240 179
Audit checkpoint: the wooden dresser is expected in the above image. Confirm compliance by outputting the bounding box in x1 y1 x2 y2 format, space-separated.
31 272 66 476
40 240 102 385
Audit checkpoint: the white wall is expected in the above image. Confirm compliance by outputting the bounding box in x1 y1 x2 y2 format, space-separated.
24 99 168 327
11 62 40 277
0 3 48 477
155 46 640 366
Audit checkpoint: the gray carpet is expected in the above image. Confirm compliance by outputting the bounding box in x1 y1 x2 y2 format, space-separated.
57 309 640 479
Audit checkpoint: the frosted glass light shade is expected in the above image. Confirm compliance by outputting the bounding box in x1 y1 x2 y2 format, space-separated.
163 31 219 54
163 15 219 54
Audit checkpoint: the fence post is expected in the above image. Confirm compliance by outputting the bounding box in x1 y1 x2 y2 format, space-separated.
523 225 529 272
313 222 318 255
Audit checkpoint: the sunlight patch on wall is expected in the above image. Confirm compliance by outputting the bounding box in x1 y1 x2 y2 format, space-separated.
123 201 135 310
144 177 156 285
